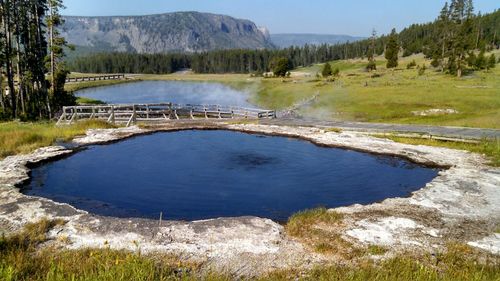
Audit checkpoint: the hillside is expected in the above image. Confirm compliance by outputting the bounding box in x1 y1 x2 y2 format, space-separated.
62 12 275 54
271 33 365 48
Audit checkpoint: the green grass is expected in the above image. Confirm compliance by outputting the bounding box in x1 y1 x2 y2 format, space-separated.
286 207 344 238
379 136 500 167
0 219 212 281
0 120 115 159
367 245 389 256
1 220 498 281
65 79 141 92
285 208 360 258
258 54 500 128
76 96 106 105
251 53 500 128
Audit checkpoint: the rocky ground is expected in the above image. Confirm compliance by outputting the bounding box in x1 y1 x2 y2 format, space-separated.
0 122 499 275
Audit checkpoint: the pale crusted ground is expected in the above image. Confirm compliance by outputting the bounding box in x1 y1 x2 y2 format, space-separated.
0 122 499 275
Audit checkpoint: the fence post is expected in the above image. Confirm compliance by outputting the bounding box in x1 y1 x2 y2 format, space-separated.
133 105 137 124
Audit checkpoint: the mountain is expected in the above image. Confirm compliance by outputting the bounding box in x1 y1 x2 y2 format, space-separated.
270 33 365 48
61 12 274 54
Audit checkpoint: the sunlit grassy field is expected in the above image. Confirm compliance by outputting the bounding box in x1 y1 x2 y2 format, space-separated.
0 120 115 159
262 54 500 128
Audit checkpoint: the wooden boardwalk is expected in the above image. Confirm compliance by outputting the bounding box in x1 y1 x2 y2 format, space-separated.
65 74 125 83
57 103 276 126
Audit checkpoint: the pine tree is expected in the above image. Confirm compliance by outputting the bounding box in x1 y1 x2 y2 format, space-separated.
47 0 71 117
474 49 487 69
366 29 377 71
487 54 496 69
434 2 451 72
322 62 332 77
385 28 399 68
447 0 476 77
269 57 291 77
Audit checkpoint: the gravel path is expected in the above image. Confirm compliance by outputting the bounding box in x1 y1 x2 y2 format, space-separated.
261 118 500 140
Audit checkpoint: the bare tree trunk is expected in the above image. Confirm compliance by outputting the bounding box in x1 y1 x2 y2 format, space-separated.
34 2 50 118
49 1 55 92
457 54 462 78
0 74 4 111
475 27 481 49
3 1 16 117
441 38 446 72
14 6 25 115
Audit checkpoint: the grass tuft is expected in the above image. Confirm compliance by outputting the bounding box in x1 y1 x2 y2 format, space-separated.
286 208 360 257
286 207 344 238
367 245 389 256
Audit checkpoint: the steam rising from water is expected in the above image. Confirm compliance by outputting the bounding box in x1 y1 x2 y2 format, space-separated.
76 81 253 107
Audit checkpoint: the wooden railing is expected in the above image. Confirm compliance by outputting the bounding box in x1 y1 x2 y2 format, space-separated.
56 103 276 126
65 74 125 83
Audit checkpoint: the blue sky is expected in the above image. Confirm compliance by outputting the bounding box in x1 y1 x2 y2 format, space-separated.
63 0 498 37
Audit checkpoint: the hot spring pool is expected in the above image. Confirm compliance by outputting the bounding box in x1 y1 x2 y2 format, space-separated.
22 130 439 221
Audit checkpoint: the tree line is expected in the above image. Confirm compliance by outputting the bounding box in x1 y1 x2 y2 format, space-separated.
1 0 498 120
0 0 70 120
68 4 499 77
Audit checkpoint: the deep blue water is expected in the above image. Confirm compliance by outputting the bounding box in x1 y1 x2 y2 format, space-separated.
76 81 252 107
22 131 438 222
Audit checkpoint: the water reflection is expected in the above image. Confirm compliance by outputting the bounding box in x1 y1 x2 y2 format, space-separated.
76 81 252 106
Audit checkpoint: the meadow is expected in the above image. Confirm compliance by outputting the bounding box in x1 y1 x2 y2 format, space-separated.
0 120 114 159
94 53 500 129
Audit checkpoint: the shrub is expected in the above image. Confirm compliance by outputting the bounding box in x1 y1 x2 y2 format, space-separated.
407 60 417 69
322 62 333 77
487 54 496 70
418 64 427 76
366 60 377 71
269 57 292 77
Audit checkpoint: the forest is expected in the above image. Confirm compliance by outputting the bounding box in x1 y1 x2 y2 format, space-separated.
0 0 70 120
68 5 500 76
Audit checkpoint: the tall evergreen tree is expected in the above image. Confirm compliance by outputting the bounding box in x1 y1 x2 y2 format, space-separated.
385 28 399 68
322 62 333 77
46 0 70 117
432 2 452 71
366 29 377 71
447 0 476 77
487 54 496 70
